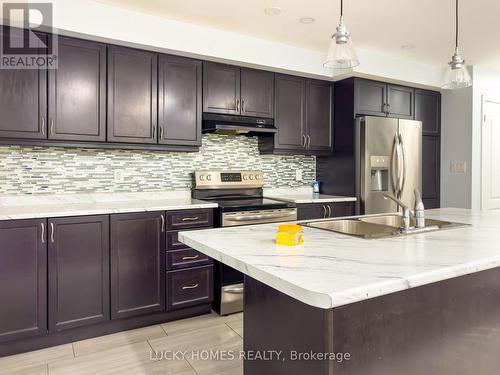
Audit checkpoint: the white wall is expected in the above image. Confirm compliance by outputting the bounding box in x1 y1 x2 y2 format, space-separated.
440 85 474 208
13 0 443 88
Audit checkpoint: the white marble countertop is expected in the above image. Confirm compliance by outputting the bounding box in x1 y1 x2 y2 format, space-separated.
0 191 217 220
179 208 500 309
265 193 357 204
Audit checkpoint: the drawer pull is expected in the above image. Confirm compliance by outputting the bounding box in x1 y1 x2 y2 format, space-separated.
160 214 165 232
182 255 200 261
182 283 199 290
181 216 199 222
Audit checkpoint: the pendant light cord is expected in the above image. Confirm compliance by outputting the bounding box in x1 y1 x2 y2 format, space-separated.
455 0 459 48
341 0 344 17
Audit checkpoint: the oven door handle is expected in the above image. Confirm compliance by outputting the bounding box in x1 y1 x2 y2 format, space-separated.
224 287 244 294
224 212 296 223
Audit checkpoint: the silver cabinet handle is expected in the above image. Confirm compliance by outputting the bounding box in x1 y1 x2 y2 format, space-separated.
50 119 55 136
387 103 391 114
327 205 332 218
236 99 240 112
159 126 164 140
152 126 157 139
50 223 55 243
40 222 45 243
322 205 327 218
41 116 45 135
241 99 244 112
306 135 311 149
302 134 306 148
182 216 199 222
182 283 199 290
160 214 165 232
182 255 200 261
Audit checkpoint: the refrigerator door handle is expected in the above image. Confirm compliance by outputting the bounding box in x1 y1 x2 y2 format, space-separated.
398 133 407 196
391 134 400 196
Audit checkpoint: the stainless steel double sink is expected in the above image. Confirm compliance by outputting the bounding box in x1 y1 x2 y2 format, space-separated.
304 214 468 239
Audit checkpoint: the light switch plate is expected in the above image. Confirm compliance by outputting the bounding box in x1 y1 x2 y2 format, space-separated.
295 169 303 181
450 161 467 174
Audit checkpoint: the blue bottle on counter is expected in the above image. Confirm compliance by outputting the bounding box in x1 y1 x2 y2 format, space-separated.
312 181 320 194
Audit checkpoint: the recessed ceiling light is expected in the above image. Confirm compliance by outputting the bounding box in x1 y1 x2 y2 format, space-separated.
299 17 315 24
264 6 282 16
401 44 415 50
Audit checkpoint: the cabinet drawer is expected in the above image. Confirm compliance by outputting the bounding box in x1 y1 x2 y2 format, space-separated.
167 248 212 270
166 209 213 230
166 227 212 251
167 265 213 310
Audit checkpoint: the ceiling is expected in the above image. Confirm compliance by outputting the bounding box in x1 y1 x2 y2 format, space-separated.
94 0 500 69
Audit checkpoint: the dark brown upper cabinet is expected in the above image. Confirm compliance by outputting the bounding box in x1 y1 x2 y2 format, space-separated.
48 37 106 142
240 68 274 118
107 46 158 144
306 79 333 152
354 79 414 119
0 219 47 343
203 62 274 118
259 75 333 155
110 212 165 319
158 55 202 146
203 62 240 115
0 29 47 139
272 74 306 152
415 89 441 136
48 215 110 332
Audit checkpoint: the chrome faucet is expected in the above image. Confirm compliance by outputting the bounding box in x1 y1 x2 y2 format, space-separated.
383 193 412 231
383 190 425 232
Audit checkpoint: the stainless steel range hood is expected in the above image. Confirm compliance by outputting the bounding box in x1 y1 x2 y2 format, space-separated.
202 113 276 135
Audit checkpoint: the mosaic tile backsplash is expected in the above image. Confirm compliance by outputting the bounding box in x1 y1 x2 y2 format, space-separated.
0 134 316 195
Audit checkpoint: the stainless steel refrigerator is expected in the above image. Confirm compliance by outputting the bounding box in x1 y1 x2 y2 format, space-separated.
355 116 422 214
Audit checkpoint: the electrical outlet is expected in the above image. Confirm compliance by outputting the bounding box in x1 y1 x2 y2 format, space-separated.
295 169 303 181
114 169 125 183
450 161 467 174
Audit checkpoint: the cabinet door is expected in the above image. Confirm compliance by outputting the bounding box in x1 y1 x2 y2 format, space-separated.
422 136 441 208
354 79 386 117
108 46 158 144
329 202 355 217
387 85 414 119
240 68 274 118
297 203 328 220
0 28 47 139
158 55 202 146
203 62 240 115
48 216 109 332
110 212 165 319
274 74 306 151
0 219 46 343
306 79 333 152
48 37 106 141
415 89 441 136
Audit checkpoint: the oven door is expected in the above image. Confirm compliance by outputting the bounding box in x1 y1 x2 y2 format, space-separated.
222 208 297 227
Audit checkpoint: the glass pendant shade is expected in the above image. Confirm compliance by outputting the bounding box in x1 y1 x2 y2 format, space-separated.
442 63 472 89
324 33 359 69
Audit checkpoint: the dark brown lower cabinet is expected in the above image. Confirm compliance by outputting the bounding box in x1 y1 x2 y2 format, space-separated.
48 216 110 332
167 265 213 311
297 202 355 220
0 219 47 343
110 212 166 319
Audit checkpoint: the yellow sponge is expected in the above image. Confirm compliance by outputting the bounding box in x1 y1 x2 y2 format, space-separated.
276 224 304 246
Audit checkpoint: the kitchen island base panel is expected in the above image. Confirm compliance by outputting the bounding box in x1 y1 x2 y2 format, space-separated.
244 268 500 375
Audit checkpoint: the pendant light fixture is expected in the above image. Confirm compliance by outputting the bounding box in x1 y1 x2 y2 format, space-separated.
442 0 472 89
324 0 359 69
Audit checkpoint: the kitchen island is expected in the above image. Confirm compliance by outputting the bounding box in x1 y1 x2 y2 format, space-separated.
179 208 500 375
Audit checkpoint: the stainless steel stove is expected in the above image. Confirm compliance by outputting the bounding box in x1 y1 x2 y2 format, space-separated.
192 170 297 315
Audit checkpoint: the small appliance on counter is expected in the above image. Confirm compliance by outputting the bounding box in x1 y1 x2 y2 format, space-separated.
192 170 297 315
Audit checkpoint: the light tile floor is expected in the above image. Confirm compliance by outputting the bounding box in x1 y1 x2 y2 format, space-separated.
0 312 244 375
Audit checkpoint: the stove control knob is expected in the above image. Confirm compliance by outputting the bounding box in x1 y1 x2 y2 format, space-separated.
249 175 255 180
255 174 261 180
206 175 212 181
199 175 205 181
243 175 248 180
